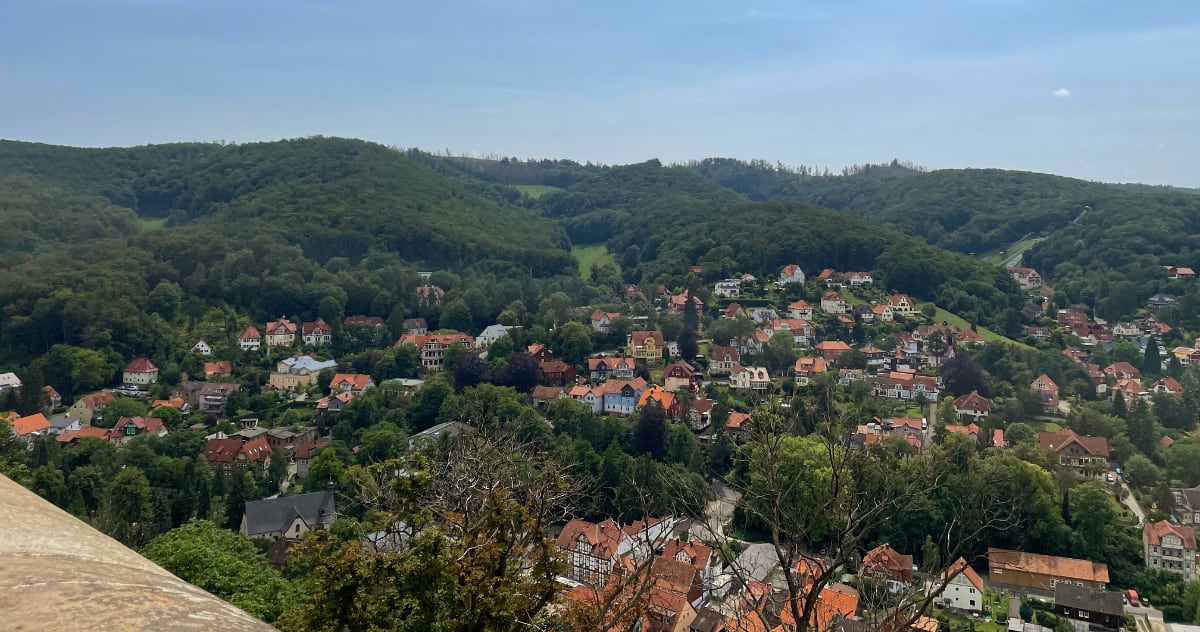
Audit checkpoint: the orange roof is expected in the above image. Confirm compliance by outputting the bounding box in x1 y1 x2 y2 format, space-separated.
57 427 109 443
988 548 1109 584
150 397 186 410
942 557 984 591
727 412 753 430
778 583 860 631
329 373 373 391
638 385 676 410
203 361 232 376
238 326 260 339
11 413 50 436
815 341 852 352
954 390 991 413
1145 520 1197 549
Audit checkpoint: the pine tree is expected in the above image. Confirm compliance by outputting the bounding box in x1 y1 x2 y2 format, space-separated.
1143 337 1162 377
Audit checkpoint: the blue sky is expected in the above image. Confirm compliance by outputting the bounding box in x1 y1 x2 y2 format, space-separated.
3 0 1198 185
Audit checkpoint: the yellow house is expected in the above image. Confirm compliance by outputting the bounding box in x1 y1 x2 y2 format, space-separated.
627 330 665 362
269 355 338 391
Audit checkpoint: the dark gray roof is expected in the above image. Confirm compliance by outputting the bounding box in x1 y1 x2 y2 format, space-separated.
1054 584 1124 616
689 607 726 632
243 488 336 538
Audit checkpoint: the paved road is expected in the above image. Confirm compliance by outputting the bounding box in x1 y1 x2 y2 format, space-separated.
692 479 741 543
1121 480 1146 523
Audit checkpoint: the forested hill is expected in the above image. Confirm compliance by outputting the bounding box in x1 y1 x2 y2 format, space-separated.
540 160 1025 332
0 138 581 367
0 138 574 274
689 158 1199 257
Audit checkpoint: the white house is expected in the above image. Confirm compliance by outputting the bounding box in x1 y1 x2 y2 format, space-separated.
787 300 814 320
730 365 771 393
122 358 159 388
302 318 333 346
713 279 742 299
0 372 21 392
937 557 984 615
238 326 262 352
779 264 806 286
192 340 213 356
475 324 512 348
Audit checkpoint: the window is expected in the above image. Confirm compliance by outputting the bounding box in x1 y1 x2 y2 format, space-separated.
994 568 1003 575
969 588 976 594
970 600 976 607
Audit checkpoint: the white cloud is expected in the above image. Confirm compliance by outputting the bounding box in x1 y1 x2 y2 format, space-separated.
1053 88 1071 98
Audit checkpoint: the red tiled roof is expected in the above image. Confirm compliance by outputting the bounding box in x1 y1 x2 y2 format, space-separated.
943 557 984 591
329 373 373 391
1039 428 1111 458
988 548 1109 584
203 361 232 376
1145 520 1197 549
11 413 50 436
727 412 752 430
123 358 158 373
57 426 109 443
954 390 991 413
301 318 331 335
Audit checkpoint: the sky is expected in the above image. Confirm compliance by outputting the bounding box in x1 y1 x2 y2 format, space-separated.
3 0 1198 186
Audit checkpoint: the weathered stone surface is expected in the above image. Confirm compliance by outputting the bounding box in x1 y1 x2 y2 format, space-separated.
0 474 274 631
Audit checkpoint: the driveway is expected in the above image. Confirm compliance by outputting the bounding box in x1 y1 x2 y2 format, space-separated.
692 479 741 542
1121 481 1146 524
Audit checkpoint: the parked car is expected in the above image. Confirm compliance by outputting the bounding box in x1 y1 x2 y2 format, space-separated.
1127 589 1141 607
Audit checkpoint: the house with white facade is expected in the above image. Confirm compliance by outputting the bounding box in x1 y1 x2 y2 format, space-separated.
937 557 984 615
778 264 806 286
192 340 213 356
713 279 742 299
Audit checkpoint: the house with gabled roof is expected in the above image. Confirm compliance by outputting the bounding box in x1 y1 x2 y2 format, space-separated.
329 373 375 394
122 358 159 388
204 436 273 470
730 365 770 393
1039 428 1111 469
726 412 754 440
192 340 213 356
403 318 428 335
237 326 261 351
863 544 914 587
953 391 991 421
1153 376 1184 396
587 356 636 382
1166 266 1196 280
937 557 984 614
203 361 232 379
1010 266 1043 290
888 294 918 316
815 341 853 363
1104 362 1141 381
395 332 474 371
264 317 297 348
301 318 333 346
795 356 829 386
107 416 167 447
821 291 847 314
779 264 806 286
1031 374 1060 413
242 486 336 540
872 304 895 322
628 330 665 362
663 360 698 392
10 413 50 442
590 310 622 333
708 346 740 377
638 385 680 419
1144 520 1198 581
788 299 814 320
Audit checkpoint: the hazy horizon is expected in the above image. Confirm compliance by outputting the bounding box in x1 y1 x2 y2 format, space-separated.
4 0 1197 187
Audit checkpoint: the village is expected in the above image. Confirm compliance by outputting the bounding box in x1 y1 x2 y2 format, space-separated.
2 261 1198 632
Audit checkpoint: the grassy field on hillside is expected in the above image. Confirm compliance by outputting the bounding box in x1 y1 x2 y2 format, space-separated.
514 184 561 199
138 217 167 230
984 235 1045 265
919 302 1030 348
572 244 616 280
